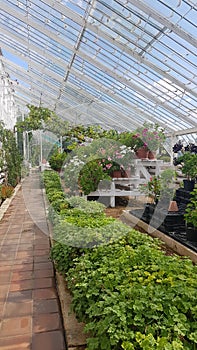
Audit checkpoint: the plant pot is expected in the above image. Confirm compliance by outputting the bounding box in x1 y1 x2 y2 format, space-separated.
125 168 132 178
148 151 156 159
142 203 155 223
186 226 197 242
135 147 149 159
112 170 122 178
168 200 179 212
183 179 195 192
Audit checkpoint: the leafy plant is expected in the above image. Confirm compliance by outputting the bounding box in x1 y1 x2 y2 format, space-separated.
66 233 197 350
139 169 177 204
0 184 14 199
79 159 111 195
184 187 197 228
139 176 161 204
176 152 197 180
48 149 67 172
43 167 197 350
0 122 22 186
67 196 105 214
134 122 166 152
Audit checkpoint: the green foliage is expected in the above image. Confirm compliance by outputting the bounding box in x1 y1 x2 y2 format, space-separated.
48 149 67 171
67 196 105 215
0 184 14 199
184 187 197 227
66 234 197 350
63 124 117 142
139 176 161 204
50 242 84 274
134 122 166 151
42 169 62 190
116 131 139 149
79 159 111 195
43 168 197 350
63 138 135 194
15 105 69 140
140 169 176 204
53 218 129 248
177 153 197 180
15 104 53 132
0 122 22 186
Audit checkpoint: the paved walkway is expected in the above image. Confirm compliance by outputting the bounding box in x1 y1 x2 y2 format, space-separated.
0 173 66 350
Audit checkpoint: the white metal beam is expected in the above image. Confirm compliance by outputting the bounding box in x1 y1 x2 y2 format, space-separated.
167 127 197 137
70 63 195 125
127 0 197 47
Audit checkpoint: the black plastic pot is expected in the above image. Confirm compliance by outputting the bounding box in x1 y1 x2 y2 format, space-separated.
142 203 155 223
186 226 197 242
183 179 195 192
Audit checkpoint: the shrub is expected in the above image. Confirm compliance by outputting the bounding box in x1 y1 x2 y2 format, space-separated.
0 185 14 200
66 233 197 350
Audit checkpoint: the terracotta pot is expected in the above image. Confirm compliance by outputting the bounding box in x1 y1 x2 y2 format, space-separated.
148 151 156 159
112 170 122 178
168 200 179 212
136 147 149 159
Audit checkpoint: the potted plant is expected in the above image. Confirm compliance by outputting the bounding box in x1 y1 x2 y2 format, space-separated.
139 169 177 223
78 159 111 195
176 153 197 191
184 187 197 242
133 122 166 159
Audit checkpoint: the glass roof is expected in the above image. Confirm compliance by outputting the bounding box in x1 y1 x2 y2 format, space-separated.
0 0 197 135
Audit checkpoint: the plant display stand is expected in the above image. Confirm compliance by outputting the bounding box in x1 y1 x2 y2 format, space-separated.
86 160 165 207
134 159 164 180
86 177 146 207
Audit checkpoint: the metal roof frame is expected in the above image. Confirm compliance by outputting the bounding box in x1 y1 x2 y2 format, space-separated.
0 0 196 136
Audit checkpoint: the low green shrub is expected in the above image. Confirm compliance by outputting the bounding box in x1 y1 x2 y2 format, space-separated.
0 184 14 199
50 242 86 274
53 217 129 249
43 169 197 350
66 233 197 350
67 196 106 214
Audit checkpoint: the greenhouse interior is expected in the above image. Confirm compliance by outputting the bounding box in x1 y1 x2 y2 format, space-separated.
0 1 197 350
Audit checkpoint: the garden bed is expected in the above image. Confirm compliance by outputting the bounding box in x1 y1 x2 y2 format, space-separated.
42 170 197 350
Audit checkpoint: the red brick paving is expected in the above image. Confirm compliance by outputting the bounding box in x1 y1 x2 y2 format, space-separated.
0 174 66 350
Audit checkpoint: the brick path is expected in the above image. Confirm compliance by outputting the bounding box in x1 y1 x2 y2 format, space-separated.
0 173 66 350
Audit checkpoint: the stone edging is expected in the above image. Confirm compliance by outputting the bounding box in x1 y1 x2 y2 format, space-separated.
122 210 197 264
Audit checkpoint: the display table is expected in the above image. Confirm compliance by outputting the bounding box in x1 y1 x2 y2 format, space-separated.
134 159 164 180
86 177 146 207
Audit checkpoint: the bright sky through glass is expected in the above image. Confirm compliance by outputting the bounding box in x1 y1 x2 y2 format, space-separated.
0 0 196 135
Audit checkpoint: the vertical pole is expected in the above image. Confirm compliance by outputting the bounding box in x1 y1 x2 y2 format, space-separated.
40 130 43 170
60 136 63 153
